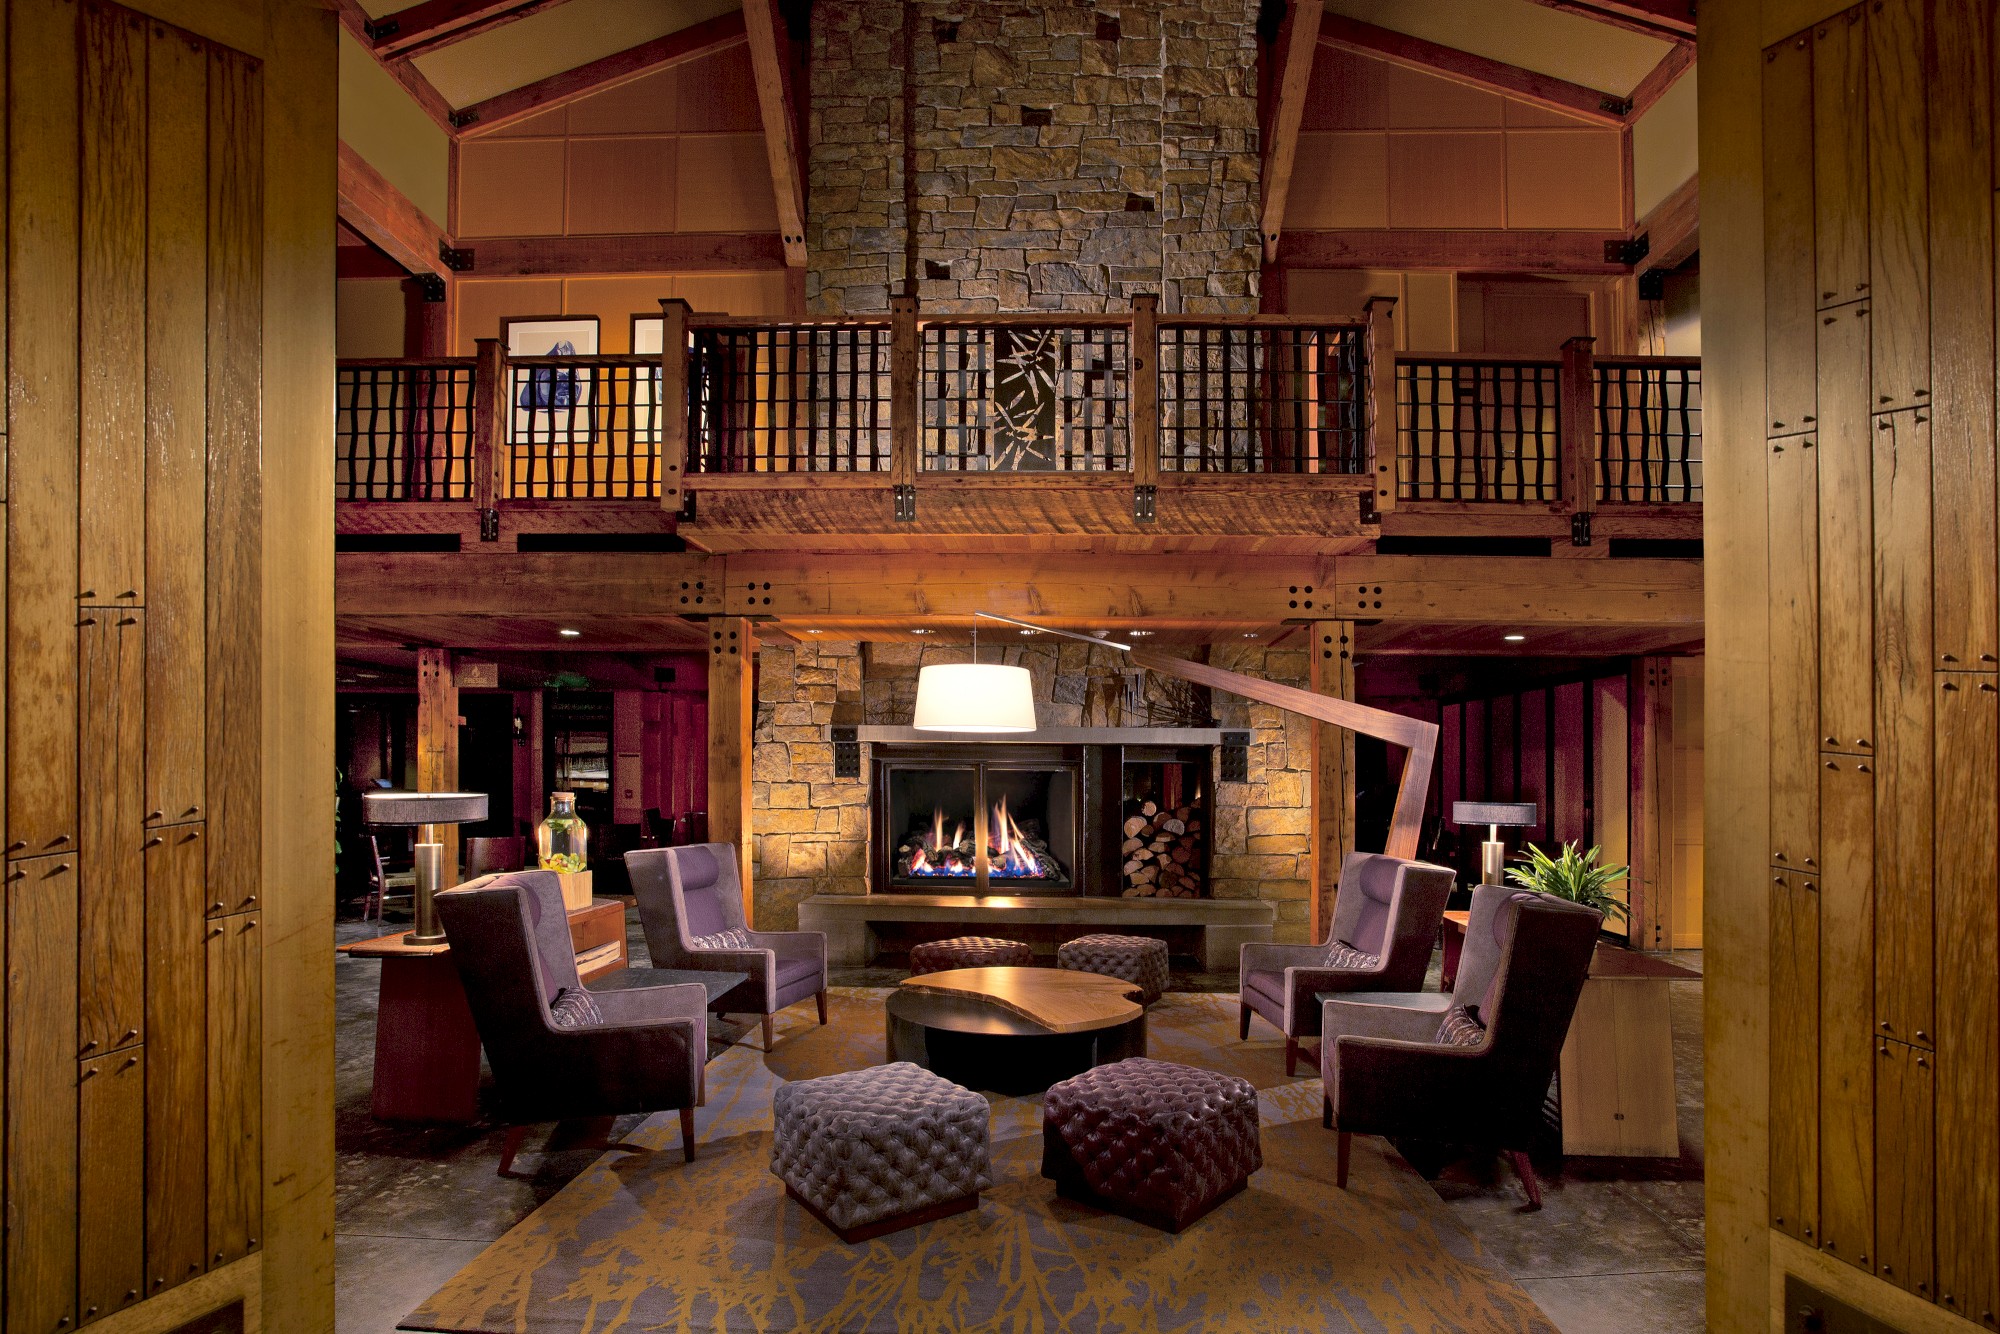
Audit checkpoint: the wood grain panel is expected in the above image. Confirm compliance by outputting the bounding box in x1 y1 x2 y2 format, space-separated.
78 610 144 1056
1310 619 1356 939
145 823 206 1294
1811 6 1868 309
78 0 146 606
566 136 677 235
1873 1037 1934 1298
1384 132 1506 230
1767 436 1818 871
1762 29 1817 436
1872 410 1932 1046
6 0 80 858
415 648 459 882
78 1046 145 1324
1923 0 1996 671
1818 754 1874 1269
1931 674 1999 1319
206 912 260 1268
1770 870 1819 1242
5 854 78 1334
708 618 754 925
205 47 262 932
1816 302 1873 752
145 22 207 829
1864 0 1929 410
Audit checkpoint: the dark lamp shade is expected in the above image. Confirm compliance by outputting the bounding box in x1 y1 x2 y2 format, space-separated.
1452 800 1537 828
363 790 489 826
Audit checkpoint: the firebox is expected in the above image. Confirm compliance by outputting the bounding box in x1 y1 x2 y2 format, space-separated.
874 745 1080 895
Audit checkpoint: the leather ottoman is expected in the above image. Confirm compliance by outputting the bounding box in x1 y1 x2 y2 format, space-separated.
1057 933 1170 1004
1042 1057 1262 1232
771 1062 992 1242
909 935 1033 975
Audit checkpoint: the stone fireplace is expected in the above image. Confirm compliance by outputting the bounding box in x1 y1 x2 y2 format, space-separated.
875 743 1082 894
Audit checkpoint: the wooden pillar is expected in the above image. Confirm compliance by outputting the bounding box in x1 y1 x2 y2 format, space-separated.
890 293 919 489
1627 655 1674 951
415 649 459 884
708 619 755 925
1309 620 1358 941
1130 294 1159 488
659 297 690 510
1559 334 1597 517
400 277 447 357
470 337 503 522
1362 295 1397 514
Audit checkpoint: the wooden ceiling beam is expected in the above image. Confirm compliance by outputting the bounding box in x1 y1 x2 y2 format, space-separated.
1279 228 1635 274
1519 0 1694 44
336 552 721 617
465 232 789 276
1259 0 1323 264
1637 172 1698 271
453 10 749 136
742 0 808 268
1627 40 1696 118
335 0 457 133
1317 15 1627 126
337 140 452 280
1325 555 1702 625
364 0 574 61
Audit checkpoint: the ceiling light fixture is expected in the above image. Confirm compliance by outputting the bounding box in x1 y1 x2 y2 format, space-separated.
559 628 581 638
1128 630 1154 638
913 623 1036 733
1504 633 1526 642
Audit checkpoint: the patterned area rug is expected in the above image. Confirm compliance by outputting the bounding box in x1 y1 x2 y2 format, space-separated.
402 988 1558 1334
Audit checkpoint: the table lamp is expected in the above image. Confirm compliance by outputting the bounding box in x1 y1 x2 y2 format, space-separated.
1451 800 1538 887
363 790 490 945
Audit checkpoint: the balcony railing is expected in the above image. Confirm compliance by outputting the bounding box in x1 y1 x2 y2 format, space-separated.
1594 356 1702 503
507 355 665 499
335 359 477 501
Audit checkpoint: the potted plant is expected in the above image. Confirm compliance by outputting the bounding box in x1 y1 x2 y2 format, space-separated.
1506 841 1629 928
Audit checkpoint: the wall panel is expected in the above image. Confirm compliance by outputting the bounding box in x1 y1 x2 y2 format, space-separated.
1762 29 1817 436
1817 754 1874 1271
78 1045 145 1323
4 854 78 1334
1810 6 1867 309
1862 0 1928 410
1816 303 1872 752
1768 437 1818 872
145 823 206 1294
1873 1037 1934 1298
1770 869 1819 1243
78 610 145 1056
205 912 260 1267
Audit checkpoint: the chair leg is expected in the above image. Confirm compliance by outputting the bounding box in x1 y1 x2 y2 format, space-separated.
497 1125 529 1178
1322 1094 1333 1131
1239 1002 1252 1040
1507 1149 1542 1211
1336 1132 1351 1189
680 1106 698 1163
761 1015 775 1052
816 989 828 1025
1284 1038 1299 1078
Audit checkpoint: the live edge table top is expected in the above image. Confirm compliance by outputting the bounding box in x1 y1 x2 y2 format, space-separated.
896 966 1143 1034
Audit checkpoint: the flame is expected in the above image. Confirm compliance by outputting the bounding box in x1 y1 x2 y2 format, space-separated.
901 801 1049 879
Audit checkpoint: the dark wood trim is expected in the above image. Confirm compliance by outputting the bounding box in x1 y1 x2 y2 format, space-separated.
1279 228 1634 275
1627 40 1696 118
1258 0 1323 263
333 0 458 133
466 232 788 276
337 140 452 280
742 0 807 268
337 245 410 280
1637 173 1698 271
1317 16 1625 127
454 11 749 136
1517 0 1694 43
367 0 576 61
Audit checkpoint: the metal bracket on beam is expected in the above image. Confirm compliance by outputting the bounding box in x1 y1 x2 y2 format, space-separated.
449 108 481 129
1359 489 1378 525
413 272 447 303
1637 267 1667 301
478 508 499 543
439 240 475 272
893 484 917 523
1599 95 1633 118
363 16 400 41
1605 234 1650 267
679 491 697 523
1133 484 1156 523
1570 511 1593 547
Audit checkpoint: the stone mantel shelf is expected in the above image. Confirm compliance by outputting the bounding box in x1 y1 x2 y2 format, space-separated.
853 726 1226 746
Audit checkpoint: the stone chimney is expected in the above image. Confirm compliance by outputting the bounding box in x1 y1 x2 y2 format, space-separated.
808 1 1263 315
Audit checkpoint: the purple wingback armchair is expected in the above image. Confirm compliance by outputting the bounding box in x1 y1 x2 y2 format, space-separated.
1320 885 1603 1208
434 870 710 1172
625 843 828 1053
1238 851 1455 1075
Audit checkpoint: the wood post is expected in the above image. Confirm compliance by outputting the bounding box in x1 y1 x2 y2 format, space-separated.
1130 294 1159 487
471 338 504 518
1559 334 1597 516
1626 655 1673 950
416 648 460 884
400 278 447 357
707 618 755 925
1362 295 1398 514
1309 620 1358 940
890 293 919 488
659 298 691 510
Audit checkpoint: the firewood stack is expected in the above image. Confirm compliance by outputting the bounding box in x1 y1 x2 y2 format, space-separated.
1120 800 1204 898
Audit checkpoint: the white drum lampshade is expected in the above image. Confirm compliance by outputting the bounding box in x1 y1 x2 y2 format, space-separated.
912 662 1038 733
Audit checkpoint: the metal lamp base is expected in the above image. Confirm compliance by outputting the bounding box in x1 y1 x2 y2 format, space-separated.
405 842 448 945
1480 839 1507 887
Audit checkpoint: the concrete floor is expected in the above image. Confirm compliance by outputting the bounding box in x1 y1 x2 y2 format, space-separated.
333 911 1704 1333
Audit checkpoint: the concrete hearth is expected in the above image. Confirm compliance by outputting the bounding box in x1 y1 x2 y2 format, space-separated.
797 893 1275 972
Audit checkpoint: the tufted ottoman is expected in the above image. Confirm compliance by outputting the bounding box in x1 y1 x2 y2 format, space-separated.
771 1062 993 1242
1057 933 1171 1004
908 935 1033 975
1042 1057 1261 1232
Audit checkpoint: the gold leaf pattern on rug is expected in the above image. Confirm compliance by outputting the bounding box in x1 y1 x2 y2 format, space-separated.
403 990 1558 1334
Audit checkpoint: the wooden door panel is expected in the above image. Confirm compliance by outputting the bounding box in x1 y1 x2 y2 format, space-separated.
1816 303 1873 752
1763 29 1818 436
79 610 144 1057
1872 410 1932 1045
1817 755 1874 1270
1873 1037 1934 1297
1770 870 1820 1243
206 911 261 1267
78 1046 145 1324
1932 675 1999 1318
1768 437 1818 871
5 854 79 1334
1864 0 1929 410
145 824 206 1293
1811 5 1868 309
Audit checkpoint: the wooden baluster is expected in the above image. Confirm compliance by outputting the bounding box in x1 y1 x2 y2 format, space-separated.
1559 334 1597 522
471 338 503 531
660 298 691 510
1129 295 1159 492
1362 296 1398 513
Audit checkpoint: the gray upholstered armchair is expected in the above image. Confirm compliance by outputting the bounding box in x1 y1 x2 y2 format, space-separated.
1320 884 1603 1208
434 870 710 1173
626 843 828 1053
1238 851 1455 1075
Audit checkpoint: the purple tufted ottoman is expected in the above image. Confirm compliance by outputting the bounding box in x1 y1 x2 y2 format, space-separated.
772 1062 992 1243
1058 933 1170 1004
909 935 1033 975
1041 1057 1262 1232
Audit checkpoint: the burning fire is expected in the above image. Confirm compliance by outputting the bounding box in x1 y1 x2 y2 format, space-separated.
904 795 1049 879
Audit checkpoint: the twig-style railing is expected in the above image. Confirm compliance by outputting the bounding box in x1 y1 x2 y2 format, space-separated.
1158 322 1367 473
923 320 1130 472
335 359 477 501
690 323 894 473
1396 355 1562 502
1594 356 1702 503
506 356 665 499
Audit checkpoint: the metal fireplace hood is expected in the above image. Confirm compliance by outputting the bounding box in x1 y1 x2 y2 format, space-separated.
854 725 1225 746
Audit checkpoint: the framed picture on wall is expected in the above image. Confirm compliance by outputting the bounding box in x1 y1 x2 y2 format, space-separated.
631 313 664 356
631 314 667 445
504 315 599 450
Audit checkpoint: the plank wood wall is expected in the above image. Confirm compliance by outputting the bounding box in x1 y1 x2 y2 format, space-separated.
4 1 270 1327
1760 2 2000 1323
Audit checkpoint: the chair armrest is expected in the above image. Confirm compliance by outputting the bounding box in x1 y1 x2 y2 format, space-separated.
543 1014 706 1108
1240 941 1327 975
587 980 710 1028
1321 993 1447 1050
1330 1036 1490 1139
748 930 826 968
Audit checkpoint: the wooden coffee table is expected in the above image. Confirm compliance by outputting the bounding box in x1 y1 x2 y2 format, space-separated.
886 967 1146 1094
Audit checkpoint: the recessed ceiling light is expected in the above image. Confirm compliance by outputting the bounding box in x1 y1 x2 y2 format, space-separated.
1019 629 1037 636
1128 630 1154 638
559 628 581 638
804 628 821 634
911 628 932 635
1242 632 1259 639
1504 633 1526 642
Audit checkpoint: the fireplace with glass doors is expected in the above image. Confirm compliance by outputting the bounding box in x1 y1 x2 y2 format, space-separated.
872 745 1082 895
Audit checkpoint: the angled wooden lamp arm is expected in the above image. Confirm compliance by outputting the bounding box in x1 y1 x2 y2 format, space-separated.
1127 648 1439 861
